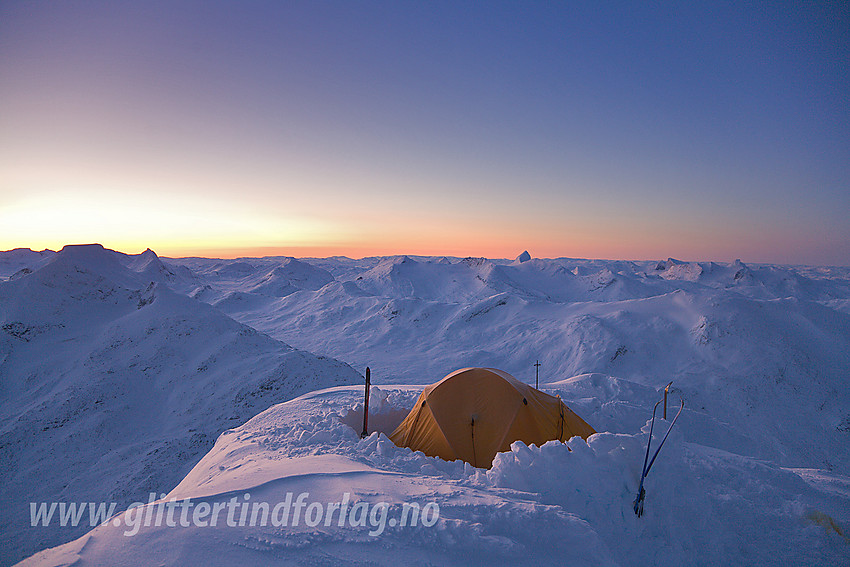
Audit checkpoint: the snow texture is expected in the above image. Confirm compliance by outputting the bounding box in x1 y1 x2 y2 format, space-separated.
0 245 361 564
3 247 849 566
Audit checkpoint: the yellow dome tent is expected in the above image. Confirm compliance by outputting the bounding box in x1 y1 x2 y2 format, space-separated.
389 367 595 468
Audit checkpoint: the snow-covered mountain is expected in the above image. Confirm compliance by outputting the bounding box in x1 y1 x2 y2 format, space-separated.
4 247 850 565
159 254 850 473
0 248 55 281
0 245 361 564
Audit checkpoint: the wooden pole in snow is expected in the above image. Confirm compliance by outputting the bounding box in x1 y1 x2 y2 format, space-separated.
534 360 541 389
361 367 371 438
663 381 673 420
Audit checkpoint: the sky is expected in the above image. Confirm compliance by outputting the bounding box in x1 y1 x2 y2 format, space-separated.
1 1 848 264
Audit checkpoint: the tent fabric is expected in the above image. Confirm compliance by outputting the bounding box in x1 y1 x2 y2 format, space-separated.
389 367 595 468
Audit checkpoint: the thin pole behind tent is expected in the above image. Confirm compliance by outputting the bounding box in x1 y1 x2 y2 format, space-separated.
361 367 371 438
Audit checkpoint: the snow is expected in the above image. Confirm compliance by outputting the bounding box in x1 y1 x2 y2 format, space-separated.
0 245 361 563
17 385 850 566
3 247 850 565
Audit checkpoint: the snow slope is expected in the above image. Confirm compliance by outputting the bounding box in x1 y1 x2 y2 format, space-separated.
0 249 55 281
20 383 850 566
0 245 361 564
164 254 850 474
5 248 850 565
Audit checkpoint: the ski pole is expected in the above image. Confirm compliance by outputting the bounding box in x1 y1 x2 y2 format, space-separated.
634 400 660 517
360 367 370 438
634 397 684 517
645 399 684 476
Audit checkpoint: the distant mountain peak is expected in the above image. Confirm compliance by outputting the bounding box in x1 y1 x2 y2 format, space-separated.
58 243 107 254
53 243 122 268
516 251 531 263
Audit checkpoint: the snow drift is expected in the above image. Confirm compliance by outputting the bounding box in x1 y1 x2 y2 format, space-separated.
4 248 849 566
0 245 361 563
20 384 850 566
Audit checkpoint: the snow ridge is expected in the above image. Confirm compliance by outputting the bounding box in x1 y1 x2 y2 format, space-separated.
3 247 850 566
0 245 361 564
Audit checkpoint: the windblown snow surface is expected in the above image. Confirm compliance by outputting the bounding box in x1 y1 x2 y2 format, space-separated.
5 248 850 566
0 245 361 564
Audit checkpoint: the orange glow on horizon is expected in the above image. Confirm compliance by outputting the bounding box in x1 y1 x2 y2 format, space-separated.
151 235 751 263
0 235 840 264
0 193 840 264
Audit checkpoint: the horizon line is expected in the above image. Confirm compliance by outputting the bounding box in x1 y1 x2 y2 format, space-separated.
2 243 847 268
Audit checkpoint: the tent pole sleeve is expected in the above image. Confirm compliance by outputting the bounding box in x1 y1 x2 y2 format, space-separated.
405 399 426 447
470 416 477 468
559 398 565 442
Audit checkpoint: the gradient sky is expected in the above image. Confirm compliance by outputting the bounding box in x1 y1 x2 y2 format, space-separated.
1 1 848 264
